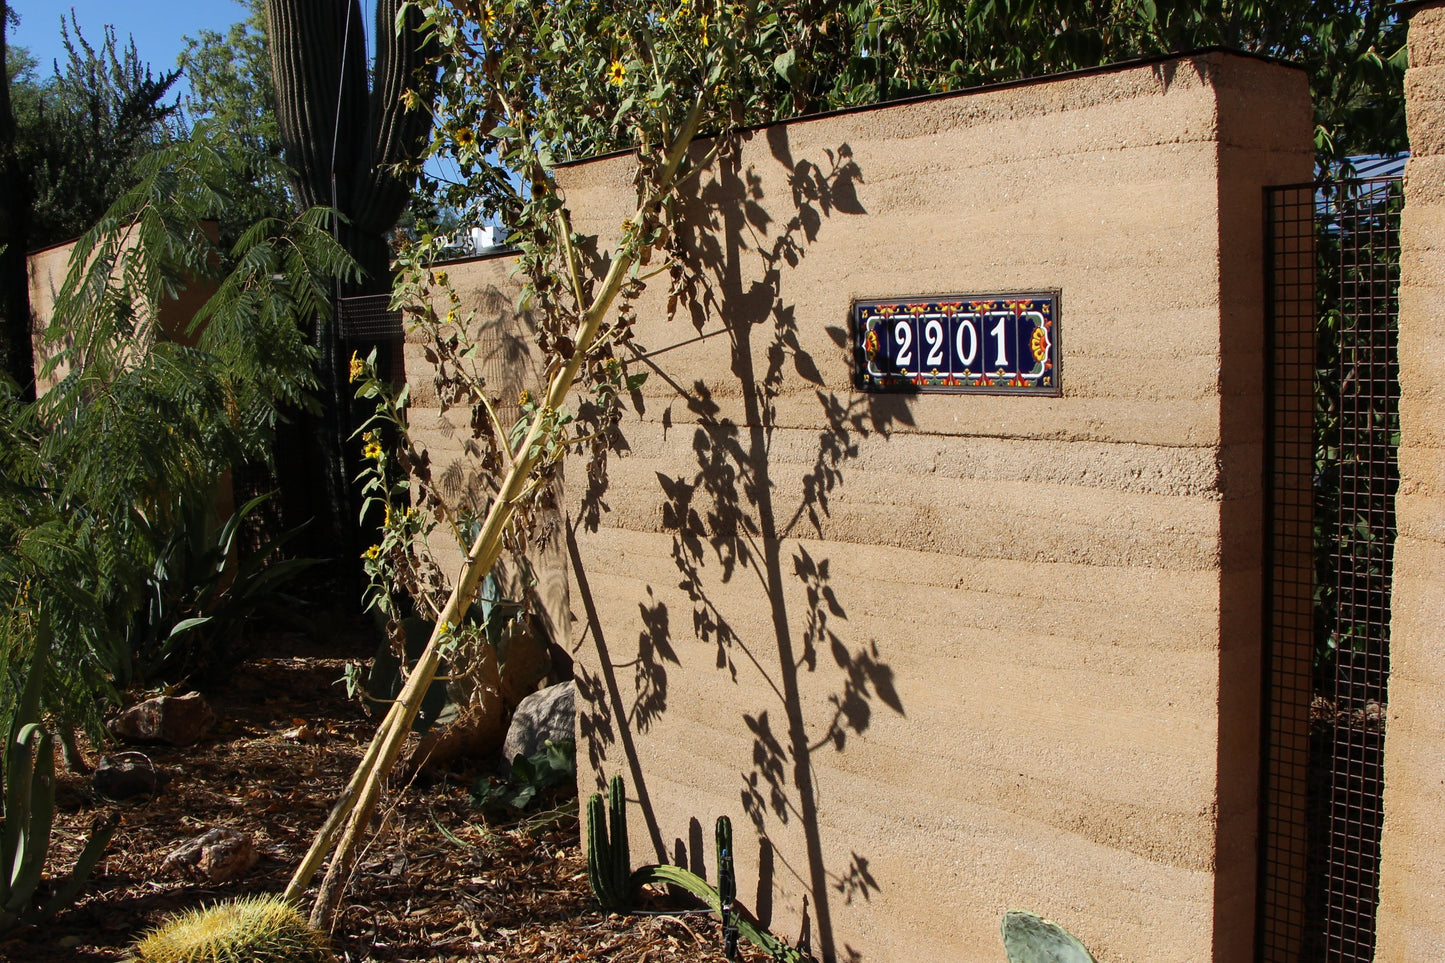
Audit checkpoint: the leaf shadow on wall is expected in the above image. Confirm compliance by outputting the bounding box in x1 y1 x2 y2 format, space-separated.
569 125 911 963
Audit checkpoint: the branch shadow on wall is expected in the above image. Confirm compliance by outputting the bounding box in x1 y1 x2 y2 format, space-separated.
570 125 912 963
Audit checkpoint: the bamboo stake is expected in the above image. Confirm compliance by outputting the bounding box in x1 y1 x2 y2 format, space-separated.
297 96 709 929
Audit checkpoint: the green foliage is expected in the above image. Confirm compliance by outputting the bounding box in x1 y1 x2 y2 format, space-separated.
125 491 319 686
787 0 1405 166
411 0 814 236
1001 910 1098 963
127 894 335 963
472 737 576 816
584 775 810 960
0 617 119 934
180 0 291 247
13 16 181 246
0 135 357 733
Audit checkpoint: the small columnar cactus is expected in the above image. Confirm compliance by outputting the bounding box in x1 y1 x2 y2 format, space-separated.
127 895 334 963
586 773 635 911
584 777 812 961
717 815 738 960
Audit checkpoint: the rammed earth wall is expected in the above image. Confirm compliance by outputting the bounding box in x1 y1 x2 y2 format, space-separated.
1377 3 1445 959
412 51 1313 962
27 225 219 394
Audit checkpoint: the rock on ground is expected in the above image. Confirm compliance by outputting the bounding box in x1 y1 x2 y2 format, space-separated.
501 680 574 773
109 692 216 746
164 827 259 883
92 752 158 802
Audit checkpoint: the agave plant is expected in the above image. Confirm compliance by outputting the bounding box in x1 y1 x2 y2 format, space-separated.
1001 910 1098 963
124 490 319 687
1 615 118 933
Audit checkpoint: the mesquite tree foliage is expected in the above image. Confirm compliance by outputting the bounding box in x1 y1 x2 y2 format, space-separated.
0 138 355 738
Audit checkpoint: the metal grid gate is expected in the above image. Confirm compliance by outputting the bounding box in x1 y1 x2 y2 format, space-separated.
1261 176 1402 963
337 293 406 385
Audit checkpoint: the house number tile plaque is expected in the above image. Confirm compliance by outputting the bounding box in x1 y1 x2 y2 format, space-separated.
853 291 1060 395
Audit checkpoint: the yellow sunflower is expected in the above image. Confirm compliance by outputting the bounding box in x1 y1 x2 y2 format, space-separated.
607 59 626 86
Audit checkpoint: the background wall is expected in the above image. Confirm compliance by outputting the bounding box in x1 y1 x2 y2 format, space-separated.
28 225 219 394
421 52 1313 962
1378 3 1445 959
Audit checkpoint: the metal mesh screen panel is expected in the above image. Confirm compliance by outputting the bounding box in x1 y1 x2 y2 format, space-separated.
337 293 404 340
337 293 405 385
1261 177 1400 963
1261 183 1316 963
1314 177 1399 962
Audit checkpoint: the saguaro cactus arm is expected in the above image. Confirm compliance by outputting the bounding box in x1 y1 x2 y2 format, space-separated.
355 0 434 237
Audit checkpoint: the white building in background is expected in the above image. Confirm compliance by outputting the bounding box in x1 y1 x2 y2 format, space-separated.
440 225 509 259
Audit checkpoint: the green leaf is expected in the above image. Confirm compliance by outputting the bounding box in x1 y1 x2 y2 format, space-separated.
167 617 212 639
773 49 797 80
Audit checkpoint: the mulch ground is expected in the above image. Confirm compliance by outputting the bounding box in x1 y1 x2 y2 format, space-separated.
4 627 766 962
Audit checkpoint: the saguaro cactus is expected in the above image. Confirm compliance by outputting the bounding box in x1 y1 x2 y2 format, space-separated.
264 0 435 563
266 0 432 290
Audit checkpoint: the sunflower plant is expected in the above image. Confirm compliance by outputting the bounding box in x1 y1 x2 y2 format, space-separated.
290 0 827 927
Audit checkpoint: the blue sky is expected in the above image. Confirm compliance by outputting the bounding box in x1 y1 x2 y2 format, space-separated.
10 0 463 206
12 0 259 94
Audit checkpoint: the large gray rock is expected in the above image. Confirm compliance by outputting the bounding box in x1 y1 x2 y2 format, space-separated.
500 681 574 772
